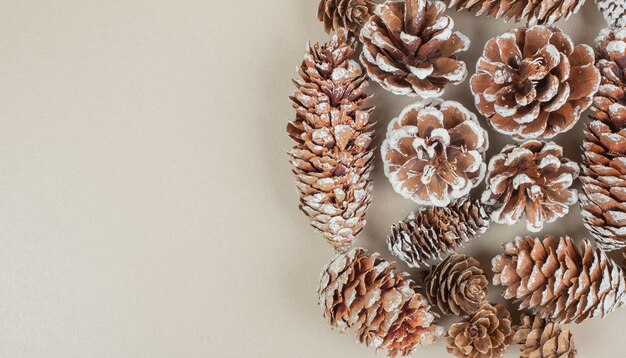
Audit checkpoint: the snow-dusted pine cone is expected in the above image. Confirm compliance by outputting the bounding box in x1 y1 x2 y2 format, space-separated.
447 0 585 26
596 0 626 28
514 314 577 358
482 140 579 232
317 0 376 34
360 0 469 97
382 99 488 206
471 26 600 140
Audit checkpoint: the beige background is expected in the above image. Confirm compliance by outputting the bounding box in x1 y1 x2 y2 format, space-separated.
0 1 621 357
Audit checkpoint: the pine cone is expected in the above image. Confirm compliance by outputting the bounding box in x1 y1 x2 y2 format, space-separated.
446 302 514 358
580 28 626 251
388 198 490 268
424 254 488 317
381 99 488 206
492 235 626 324
359 0 470 97
447 0 585 25
317 0 376 34
596 0 626 28
481 140 579 232
470 26 600 140
514 314 577 358
318 248 445 357
288 30 374 252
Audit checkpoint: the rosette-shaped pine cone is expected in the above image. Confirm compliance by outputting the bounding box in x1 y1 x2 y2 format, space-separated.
359 0 470 97
382 99 488 206
481 140 579 232
447 0 584 26
318 248 445 357
492 235 626 324
596 0 626 28
580 28 626 251
317 0 376 34
446 302 513 358
470 26 600 140
514 314 577 358
288 30 375 252
388 198 490 268
424 254 489 317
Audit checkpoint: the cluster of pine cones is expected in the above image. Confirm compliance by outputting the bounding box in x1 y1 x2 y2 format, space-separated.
288 0 626 357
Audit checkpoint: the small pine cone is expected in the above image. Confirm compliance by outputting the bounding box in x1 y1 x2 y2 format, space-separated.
447 0 584 26
382 99 488 206
514 314 577 358
317 0 376 34
388 198 490 268
580 28 626 251
318 248 445 357
482 140 579 232
492 235 626 324
424 254 488 316
446 302 514 358
470 26 600 140
360 0 469 97
596 0 626 28
288 30 374 252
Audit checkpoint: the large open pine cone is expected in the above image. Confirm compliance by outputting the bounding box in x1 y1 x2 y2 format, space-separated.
446 302 513 358
360 0 470 97
318 248 445 357
596 0 626 28
388 198 490 268
382 99 488 206
470 26 600 140
492 235 626 324
447 0 584 26
482 140 579 232
317 0 376 34
514 314 577 358
580 28 626 251
288 30 374 252
424 254 488 317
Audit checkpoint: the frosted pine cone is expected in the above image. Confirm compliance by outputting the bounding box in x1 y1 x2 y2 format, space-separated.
382 99 488 206
360 0 469 97
492 235 626 324
388 198 490 268
514 314 577 358
580 28 626 251
596 0 626 28
471 26 600 140
318 248 445 357
447 0 585 26
317 0 376 34
482 140 579 232
288 30 374 252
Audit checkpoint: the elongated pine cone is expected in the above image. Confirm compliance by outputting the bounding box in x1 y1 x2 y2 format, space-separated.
318 248 445 357
446 302 513 358
514 314 577 358
492 235 626 324
360 0 470 97
580 28 626 251
596 0 626 28
447 0 585 26
482 140 579 232
382 99 488 206
287 30 374 252
470 26 600 140
424 254 488 316
317 0 376 34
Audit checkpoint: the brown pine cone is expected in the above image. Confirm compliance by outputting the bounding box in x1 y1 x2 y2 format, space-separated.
288 30 374 252
360 0 469 97
388 198 490 268
381 99 488 206
318 248 445 357
317 0 376 34
580 28 626 251
492 235 626 324
424 254 488 317
470 26 600 140
446 302 514 358
481 140 579 232
514 314 577 358
447 0 584 26
596 0 626 28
